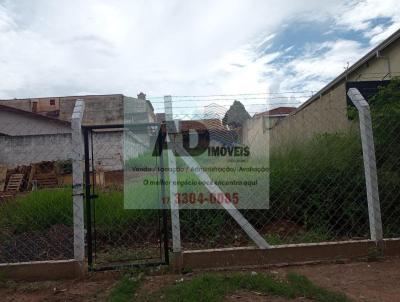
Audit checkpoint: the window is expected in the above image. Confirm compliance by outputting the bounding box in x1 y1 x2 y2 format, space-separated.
50 99 55 105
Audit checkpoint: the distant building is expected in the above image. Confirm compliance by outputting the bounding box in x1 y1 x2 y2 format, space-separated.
179 118 237 147
253 106 296 130
0 104 72 167
0 93 155 126
0 93 155 170
155 113 166 123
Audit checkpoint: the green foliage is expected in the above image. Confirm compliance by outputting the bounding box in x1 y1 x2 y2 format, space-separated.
222 100 251 128
0 188 73 234
0 188 157 239
94 190 157 234
179 210 226 242
370 77 400 108
369 78 400 237
0 271 6 283
107 275 140 302
268 132 369 239
370 78 400 168
140 272 351 302
124 152 160 169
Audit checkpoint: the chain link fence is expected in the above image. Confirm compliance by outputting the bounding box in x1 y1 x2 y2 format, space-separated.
159 84 399 251
0 111 74 263
166 97 367 250
368 82 400 239
0 82 398 266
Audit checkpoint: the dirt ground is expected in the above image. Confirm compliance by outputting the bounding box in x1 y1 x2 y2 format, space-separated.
0 271 120 302
282 258 400 302
224 291 313 301
1 257 400 302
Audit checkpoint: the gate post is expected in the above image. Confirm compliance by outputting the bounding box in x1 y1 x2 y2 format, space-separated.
71 100 85 265
347 88 383 243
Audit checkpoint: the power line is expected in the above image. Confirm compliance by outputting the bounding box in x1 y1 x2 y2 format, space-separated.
146 91 313 99
149 97 307 104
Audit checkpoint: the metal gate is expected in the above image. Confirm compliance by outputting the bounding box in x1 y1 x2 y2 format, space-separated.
83 124 169 270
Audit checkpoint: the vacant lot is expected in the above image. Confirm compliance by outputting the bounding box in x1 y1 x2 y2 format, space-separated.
1 257 399 302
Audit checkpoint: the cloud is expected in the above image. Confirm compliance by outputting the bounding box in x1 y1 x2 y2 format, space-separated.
331 0 400 46
289 40 364 79
0 0 399 115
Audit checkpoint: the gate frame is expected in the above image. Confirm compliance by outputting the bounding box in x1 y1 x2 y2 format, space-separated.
82 123 170 271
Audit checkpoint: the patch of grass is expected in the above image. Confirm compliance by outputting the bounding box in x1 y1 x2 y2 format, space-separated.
268 132 369 238
141 272 351 302
0 188 158 238
107 275 140 302
366 246 384 262
0 188 73 234
0 271 6 285
94 190 158 233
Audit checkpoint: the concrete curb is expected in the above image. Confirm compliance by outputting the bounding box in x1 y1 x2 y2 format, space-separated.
0 259 86 281
182 239 400 270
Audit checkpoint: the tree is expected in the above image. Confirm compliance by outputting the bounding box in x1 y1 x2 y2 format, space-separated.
370 78 400 171
222 100 251 129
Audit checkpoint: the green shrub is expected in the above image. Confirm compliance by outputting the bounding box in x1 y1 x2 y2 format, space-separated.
0 188 73 234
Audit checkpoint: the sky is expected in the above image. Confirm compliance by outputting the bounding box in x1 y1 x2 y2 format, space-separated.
1 0 400 115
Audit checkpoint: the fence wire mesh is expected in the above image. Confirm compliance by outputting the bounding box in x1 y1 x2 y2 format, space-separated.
166 95 371 250
367 83 400 239
86 126 168 267
0 118 74 263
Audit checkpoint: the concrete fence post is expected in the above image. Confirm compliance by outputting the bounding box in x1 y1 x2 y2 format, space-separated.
71 100 85 263
347 88 383 242
164 95 182 271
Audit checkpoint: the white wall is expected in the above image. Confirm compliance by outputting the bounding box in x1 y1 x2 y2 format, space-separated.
0 131 133 171
0 134 72 167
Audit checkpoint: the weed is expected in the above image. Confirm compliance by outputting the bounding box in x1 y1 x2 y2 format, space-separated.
107 275 140 302
139 272 352 302
367 246 384 262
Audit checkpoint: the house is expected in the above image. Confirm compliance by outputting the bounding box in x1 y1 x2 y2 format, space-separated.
242 106 296 156
243 27 400 155
154 115 236 147
179 118 236 147
252 106 296 130
263 107 296 118
0 104 72 167
155 113 166 123
1 93 156 126
0 93 156 171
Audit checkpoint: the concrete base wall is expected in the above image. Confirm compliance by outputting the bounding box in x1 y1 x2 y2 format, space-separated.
182 239 400 270
0 260 86 281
